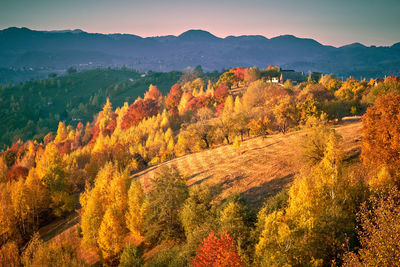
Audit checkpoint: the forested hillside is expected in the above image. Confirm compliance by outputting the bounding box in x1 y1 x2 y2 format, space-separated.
0 68 184 148
1 67 400 266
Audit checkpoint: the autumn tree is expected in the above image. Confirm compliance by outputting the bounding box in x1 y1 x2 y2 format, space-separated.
217 72 235 88
119 245 143 267
298 123 341 167
144 166 188 244
192 231 243 267
0 157 8 183
218 195 254 261
343 187 400 266
273 95 298 133
144 84 162 101
185 95 211 113
21 232 83 267
256 130 367 266
54 121 68 144
361 92 400 171
98 205 128 259
97 98 117 136
217 95 235 144
0 241 20 267
214 83 229 104
126 181 146 242
0 183 22 247
80 188 104 249
121 98 160 130
180 184 219 249
165 84 183 114
363 76 400 104
80 162 129 253
35 143 74 217
242 80 268 110
188 108 215 149
10 170 49 239
244 66 260 83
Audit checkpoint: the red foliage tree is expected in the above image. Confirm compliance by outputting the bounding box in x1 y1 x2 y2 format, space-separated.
385 76 400 83
57 141 72 155
72 131 82 150
216 103 224 116
90 123 100 143
192 231 243 267
214 84 229 104
231 67 246 83
185 95 211 113
165 84 183 113
43 133 55 145
121 98 160 130
76 121 84 130
7 165 29 182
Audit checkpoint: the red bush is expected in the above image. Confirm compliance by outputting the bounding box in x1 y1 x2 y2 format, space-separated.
192 231 243 267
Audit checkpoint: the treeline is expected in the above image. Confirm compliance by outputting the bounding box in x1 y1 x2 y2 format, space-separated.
0 66 400 266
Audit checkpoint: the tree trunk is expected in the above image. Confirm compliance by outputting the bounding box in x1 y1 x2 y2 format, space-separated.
203 136 210 148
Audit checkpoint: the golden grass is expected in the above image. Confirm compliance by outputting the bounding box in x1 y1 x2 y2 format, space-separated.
133 120 363 209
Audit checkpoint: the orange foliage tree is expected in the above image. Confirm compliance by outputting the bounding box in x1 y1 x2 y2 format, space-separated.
343 187 400 266
144 84 162 101
362 92 400 170
165 84 183 114
192 230 243 267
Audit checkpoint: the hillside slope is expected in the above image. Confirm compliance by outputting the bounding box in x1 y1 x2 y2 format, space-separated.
41 120 362 265
133 120 362 209
0 68 181 147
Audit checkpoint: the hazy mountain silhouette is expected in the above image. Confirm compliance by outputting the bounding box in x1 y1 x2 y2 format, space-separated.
1 27 399 80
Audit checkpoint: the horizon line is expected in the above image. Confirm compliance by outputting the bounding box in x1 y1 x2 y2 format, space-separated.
2 26 399 48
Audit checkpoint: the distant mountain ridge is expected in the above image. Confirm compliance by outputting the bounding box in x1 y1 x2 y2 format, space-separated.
1 27 399 82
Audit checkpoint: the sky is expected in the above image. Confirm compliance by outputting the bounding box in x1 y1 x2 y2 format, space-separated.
0 0 399 47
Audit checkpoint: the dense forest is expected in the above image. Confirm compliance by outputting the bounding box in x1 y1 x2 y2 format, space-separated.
0 66 221 149
1 66 400 266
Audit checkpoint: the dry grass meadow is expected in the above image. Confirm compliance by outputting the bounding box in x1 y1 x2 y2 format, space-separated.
133 119 363 209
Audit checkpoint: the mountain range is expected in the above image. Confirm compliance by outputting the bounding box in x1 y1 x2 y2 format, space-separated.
1 27 400 83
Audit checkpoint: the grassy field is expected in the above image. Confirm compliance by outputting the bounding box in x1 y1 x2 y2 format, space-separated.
133 119 362 209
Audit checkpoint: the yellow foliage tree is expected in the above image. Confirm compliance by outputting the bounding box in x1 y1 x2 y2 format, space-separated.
54 121 68 144
256 131 367 266
98 205 127 259
126 181 146 241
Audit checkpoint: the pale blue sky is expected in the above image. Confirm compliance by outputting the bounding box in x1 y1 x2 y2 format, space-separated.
1 0 399 46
